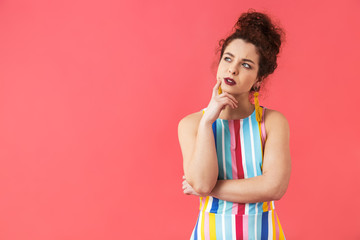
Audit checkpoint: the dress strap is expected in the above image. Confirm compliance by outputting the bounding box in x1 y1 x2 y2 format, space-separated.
260 107 267 148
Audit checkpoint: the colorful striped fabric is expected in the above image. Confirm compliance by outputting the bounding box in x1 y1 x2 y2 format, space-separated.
190 106 286 240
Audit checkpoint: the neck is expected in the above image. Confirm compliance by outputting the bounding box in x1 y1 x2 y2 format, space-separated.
218 92 255 120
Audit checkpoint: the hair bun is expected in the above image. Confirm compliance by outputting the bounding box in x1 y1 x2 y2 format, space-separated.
215 9 285 87
233 9 283 53
234 9 271 31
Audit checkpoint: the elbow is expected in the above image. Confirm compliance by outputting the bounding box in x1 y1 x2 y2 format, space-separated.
271 184 288 201
187 179 215 196
272 190 283 201
193 184 213 196
263 174 290 201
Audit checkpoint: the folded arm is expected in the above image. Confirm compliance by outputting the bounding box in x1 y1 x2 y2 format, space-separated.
182 110 291 203
178 112 218 195
210 110 291 203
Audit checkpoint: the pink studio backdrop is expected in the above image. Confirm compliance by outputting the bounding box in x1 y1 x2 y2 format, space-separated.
1 0 359 239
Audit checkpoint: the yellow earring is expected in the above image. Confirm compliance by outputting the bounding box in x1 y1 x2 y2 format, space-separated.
218 85 222 94
254 91 262 123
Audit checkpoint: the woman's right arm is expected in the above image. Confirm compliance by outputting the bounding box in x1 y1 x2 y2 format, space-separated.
178 112 218 195
177 79 238 195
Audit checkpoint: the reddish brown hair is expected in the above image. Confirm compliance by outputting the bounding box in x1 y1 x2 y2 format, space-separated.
216 9 286 93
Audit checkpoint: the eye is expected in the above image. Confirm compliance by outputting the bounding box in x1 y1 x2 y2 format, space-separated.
243 63 251 69
224 57 252 69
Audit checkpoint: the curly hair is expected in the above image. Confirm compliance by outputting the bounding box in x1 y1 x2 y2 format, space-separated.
216 9 286 93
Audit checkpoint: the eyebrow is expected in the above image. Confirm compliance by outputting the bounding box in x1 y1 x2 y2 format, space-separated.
224 52 255 65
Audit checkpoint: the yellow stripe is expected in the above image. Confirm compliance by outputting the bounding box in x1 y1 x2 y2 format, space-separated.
209 212 217 239
258 106 264 172
276 213 285 240
199 197 203 210
262 201 268 212
201 210 205 240
204 196 209 211
271 210 276 239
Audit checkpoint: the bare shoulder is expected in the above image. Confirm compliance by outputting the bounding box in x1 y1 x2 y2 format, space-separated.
178 110 203 135
264 108 290 138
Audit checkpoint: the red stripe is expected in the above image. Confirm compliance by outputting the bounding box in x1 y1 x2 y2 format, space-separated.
235 213 243 239
234 120 245 216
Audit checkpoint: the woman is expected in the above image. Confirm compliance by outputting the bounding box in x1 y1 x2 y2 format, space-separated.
178 9 291 239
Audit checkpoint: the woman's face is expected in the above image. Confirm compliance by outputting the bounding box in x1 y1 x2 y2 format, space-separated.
216 38 260 96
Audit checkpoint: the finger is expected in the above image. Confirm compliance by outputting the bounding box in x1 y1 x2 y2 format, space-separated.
218 91 239 104
228 94 239 105
219 98 238 109
184 187 192 194
212 79 221 97
213 79 221 94
218 95 238 108
230 99 238 109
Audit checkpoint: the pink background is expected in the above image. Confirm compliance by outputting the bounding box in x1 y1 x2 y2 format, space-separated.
1 0 360 239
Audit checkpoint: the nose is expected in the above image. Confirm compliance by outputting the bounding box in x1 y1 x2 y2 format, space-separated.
228 64 238 75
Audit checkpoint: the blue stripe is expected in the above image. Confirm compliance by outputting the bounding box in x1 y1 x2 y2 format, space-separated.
193 211 200 240
224 214 233 239
256 212 263 240
210 197 219 213
222 120 234 214
257 202 264 218
215 120 225 214
212 121 217 151
247 203 264 221
217 199 224 215
243 117 255 177
248 203 256 214
243 117 256 215
215 213 223 239
216 120 224 180
250 112 263 176
210 120 220 214
223 120 233 180
248 214 256 239
261 211 269 240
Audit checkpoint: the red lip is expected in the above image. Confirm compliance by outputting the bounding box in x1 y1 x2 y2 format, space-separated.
224 77 236 86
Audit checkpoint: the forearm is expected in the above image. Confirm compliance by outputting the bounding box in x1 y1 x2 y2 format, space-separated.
209 175 281 203
185 119 218 194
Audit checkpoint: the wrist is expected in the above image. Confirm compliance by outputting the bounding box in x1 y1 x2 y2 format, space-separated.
199 117 214 127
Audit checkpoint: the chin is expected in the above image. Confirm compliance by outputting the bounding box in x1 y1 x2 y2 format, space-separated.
221 85 237 93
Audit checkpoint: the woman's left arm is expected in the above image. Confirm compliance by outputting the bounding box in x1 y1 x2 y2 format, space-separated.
183 110 291 203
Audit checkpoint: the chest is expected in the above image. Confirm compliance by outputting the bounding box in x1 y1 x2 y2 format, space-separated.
212 116 264 180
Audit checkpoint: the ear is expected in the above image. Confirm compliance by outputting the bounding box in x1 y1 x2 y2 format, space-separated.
254 75 264 88
252 81 261 90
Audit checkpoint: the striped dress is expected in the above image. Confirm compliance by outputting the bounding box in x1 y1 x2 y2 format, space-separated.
190 106 286 240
